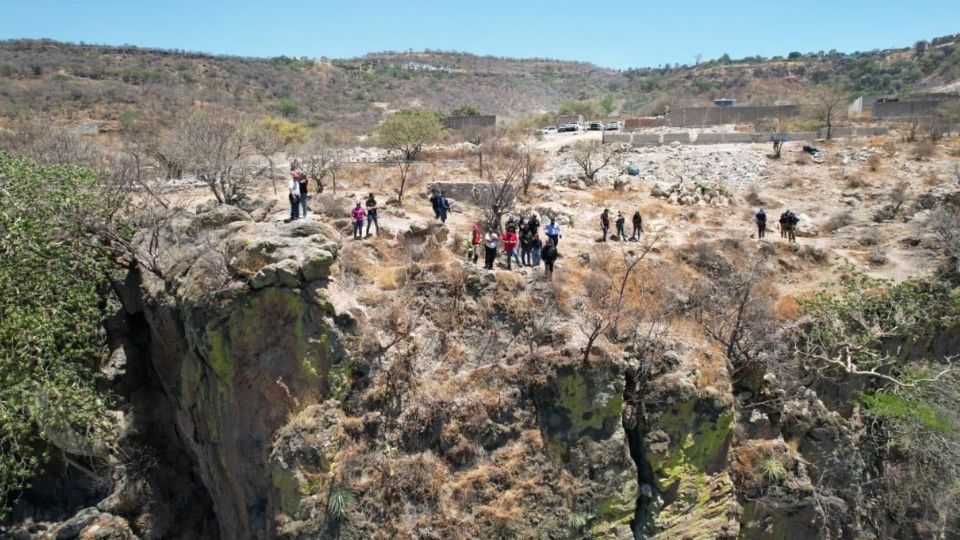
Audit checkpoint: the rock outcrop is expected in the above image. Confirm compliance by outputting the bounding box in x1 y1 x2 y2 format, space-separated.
125 206 348 539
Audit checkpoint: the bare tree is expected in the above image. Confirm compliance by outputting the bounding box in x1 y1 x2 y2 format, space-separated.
164 112 264 205
578 239 659 366
806 84 849 140
570 140 615 185
519 147 545 195
298 131 344 194
690 251 778 375
471 154 523 231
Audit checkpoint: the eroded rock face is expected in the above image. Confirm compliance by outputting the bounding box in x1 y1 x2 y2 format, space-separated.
131 209 348 539
535 365 636 538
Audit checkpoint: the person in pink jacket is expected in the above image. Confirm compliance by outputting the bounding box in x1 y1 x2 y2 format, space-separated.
351 202 366 240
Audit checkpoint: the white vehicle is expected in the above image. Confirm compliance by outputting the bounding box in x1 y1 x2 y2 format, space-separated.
538 126 558 134
557 123 578 133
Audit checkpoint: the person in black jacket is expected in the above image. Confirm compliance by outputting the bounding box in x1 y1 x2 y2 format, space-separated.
600 209 610 242
541 240 558 279
756 208 767 239
615 211 626 241
519 224 533 266
631 211 643 241
429 190 441 219
365 193 379 237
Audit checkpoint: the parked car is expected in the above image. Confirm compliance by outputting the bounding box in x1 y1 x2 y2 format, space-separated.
605 122 621 131
538 126 557 135
588 122 604 131
557 123 578 133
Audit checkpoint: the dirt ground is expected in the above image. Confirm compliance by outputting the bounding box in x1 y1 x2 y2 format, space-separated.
172 130 958 301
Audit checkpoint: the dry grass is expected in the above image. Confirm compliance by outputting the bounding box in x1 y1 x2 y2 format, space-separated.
845 175 867 189
780 174 803 189
732 439 796 493
773 295 800 320
912 141 936 160
866 153 882 173
590 188 624 204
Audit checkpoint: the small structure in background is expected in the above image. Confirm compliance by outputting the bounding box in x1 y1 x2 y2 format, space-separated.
443 115 496 131
555 114 584 127
713 98 737 107
848 95 891 117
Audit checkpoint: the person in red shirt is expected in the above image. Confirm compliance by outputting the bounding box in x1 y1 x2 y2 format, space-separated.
501 224 519 270
470 223 481 264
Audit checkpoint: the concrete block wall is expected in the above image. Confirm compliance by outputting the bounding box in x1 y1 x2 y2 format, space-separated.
852 126 890 136
602 132 632 144
662 132 690 143
693 133 726 144
723 133 756 143
632 134 661 145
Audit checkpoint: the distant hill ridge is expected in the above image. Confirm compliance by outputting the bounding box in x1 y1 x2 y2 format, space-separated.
0 35 958 131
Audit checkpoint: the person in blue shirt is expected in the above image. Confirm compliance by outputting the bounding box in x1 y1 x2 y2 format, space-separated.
544 218 561 247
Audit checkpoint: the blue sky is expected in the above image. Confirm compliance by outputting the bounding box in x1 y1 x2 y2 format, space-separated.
0 1 956 69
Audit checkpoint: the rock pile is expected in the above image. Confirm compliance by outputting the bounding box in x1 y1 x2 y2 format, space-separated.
650 180 733 206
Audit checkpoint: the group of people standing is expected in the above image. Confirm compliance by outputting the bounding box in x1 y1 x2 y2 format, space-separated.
350 193 380 239
288 171 310 220
469 214 561 279
755 208 799 242
599 209 643 242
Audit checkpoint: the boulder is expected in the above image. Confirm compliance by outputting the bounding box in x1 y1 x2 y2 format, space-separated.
794 213 819 237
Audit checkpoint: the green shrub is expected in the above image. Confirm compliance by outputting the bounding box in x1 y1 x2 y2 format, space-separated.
0 153 115 518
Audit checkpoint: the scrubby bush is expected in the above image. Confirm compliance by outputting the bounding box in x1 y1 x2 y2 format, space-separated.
912 141 935 160
0 154 116 518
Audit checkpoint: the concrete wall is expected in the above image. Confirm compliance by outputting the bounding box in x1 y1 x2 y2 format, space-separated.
602 132 632 144
853 126 889 136
427 181 515 205
663 105 800 127
662 132 690 143
873 100 956 119
443 115 496 130
633 133 661 145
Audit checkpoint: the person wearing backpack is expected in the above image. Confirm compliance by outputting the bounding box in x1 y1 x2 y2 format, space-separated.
786 211 799 243
778 211 789 239
438 191 451 224
756 208 767 239
615 211 626 241
541 239 558 279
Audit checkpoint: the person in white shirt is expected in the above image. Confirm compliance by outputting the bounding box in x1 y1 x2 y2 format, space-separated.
288 175 301 221
483 229 499 270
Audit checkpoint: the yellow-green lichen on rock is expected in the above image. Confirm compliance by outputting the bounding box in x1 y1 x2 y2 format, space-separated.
644 398 740 539
557 371 624 439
